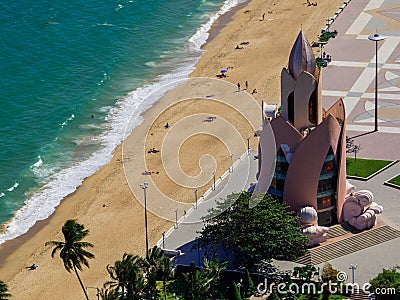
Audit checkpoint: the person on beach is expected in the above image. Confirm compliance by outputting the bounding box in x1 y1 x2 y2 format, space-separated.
164 122 170 129
245 81 248 90
237 83 241 92
261 13 265 20
252 88 257 94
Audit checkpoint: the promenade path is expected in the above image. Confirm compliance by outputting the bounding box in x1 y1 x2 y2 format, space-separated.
160 150 258 267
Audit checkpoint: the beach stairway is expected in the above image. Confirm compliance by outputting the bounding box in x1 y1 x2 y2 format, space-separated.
295 225 400 265
349 289 370 300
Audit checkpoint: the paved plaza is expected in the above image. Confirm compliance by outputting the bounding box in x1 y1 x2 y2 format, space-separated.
323 0 400 160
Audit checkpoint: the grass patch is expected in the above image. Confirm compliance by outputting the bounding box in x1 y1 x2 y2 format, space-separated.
346 158 392 178
389 175 400 187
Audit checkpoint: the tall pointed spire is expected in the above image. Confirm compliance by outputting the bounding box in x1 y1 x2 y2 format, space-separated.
288 30 316 79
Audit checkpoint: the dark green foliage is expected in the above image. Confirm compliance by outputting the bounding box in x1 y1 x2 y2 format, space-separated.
319 30 338 42
173 258 227 300
197 192 308 268
292 265 318 282
105 247 168 300
244 269 255 297
46 219 95 300
99 287 121 300
370 266 400 294
230 281 242 300
0 280 11 300
268 290 281 300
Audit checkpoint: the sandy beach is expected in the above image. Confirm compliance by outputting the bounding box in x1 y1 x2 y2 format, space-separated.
0 0 345 298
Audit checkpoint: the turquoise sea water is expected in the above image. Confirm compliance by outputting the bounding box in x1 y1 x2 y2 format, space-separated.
0 0 244 243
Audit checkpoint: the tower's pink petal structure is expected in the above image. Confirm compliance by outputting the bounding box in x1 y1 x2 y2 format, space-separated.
256 30 347 225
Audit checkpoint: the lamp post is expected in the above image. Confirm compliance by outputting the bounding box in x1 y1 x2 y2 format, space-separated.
194 188 198 208
162 231 165 249
175 209 178 228
212 170 216 190
247 136 250 154
368 33 385 132
140 182 149 257
349 264 357 285
229 152 233 173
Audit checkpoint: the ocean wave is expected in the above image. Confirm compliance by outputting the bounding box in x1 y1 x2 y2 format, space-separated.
0 0 243 245
6 182 19 192
31 156 43 168
189 0 246 49
0 193 5 198
60 113 75 128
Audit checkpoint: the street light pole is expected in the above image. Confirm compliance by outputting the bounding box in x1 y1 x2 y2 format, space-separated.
140 182 149 257
368 33 385 132
229 152 233 173
349 264 357 285
175 209 178 228
247 136 250 154
162 231 165 249
212 170 216 190
194 188 198 208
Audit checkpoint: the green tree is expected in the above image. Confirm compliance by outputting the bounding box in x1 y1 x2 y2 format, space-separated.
230 281 242 300
370 266 400 298
45 219 94 300
320 262 339 298
244 269 255 297
159 256 174 300
105 253 146 300
179 259 227 300
144 246 164 300
197 192 307 268
99 287 121 300
0 280 11 300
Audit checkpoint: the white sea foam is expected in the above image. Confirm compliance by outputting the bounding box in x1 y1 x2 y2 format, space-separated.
0 193 5 198
6 182 19 192
0 0 245 244
31 156 43 168
60 114 75 128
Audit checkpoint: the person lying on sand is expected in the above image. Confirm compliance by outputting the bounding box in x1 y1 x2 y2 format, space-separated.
28 264 38 270
147 148 160 154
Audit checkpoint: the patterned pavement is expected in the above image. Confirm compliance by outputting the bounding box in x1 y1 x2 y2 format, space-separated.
323 0 400 160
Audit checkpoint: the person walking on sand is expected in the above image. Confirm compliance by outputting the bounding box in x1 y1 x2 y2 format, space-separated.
245 80 248 90
262 13 265 20
237 83 241 92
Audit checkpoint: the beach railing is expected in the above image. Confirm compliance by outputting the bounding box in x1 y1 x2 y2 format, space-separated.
321 1 351 33
156 150 251 248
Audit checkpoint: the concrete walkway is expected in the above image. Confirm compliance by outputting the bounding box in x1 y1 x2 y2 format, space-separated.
159 150 258 266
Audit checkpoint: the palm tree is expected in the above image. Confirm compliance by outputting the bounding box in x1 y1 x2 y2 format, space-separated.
99 287 121 300
45 219 94 300
106 253 146 300
160 256 174 300
0 280 11 300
